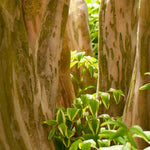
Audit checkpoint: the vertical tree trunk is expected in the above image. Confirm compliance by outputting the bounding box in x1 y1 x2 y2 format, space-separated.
123 0 150 148
57 28 75 108
0 0 69 149
97 0 138 116
67 0 97 96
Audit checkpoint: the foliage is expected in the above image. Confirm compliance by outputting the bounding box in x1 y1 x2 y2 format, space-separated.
139 72 150 90
43 89 150 149
70 51 98 96
70 51 98 79
86 0 100 58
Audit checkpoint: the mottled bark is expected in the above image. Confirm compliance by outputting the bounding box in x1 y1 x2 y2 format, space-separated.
123 0 150 148
0 0 69 150
97 0 138 116
67 0 97 96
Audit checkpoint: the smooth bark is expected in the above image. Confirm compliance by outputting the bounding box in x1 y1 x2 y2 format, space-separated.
57 29 75 108
123 0 150 148
0 0 69 149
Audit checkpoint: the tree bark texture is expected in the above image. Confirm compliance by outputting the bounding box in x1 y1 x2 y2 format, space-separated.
57 29 75 108
123 0 150 148
67 0 97 96
0 0 69 150
98 0 139 116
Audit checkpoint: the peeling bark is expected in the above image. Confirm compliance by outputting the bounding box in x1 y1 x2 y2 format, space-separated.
0 0 69 149
97 0 138 116
123 0 150 148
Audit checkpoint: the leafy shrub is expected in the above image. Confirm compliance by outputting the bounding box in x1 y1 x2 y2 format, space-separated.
70 51 98 79
70 51 98 96
43 89 150 150
43 52 150 150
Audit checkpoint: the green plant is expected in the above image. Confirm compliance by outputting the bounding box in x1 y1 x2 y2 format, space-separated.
70 51 98 96
70 51 98 78
43 89 145 150
43 88 150 150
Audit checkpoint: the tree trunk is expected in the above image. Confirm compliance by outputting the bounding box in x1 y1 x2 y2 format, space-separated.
97 0 138 116
123 0 150 148
0 0 69 149
67 0 97 96
57 29 75 108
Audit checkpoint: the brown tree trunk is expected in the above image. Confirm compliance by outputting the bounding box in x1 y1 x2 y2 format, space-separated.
67 0 97 96
0 0 69 149
57 29 75 108
123 0 150 148
97 0 139 116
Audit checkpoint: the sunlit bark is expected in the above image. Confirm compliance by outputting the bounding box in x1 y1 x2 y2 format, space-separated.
0 0 69 149
98 0 138 116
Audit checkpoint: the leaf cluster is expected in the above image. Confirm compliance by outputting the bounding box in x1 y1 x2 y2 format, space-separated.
42 89 150 150
70 51 98 79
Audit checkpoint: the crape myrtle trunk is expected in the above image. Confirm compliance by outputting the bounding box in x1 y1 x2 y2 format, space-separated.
0 0 70 149
97 0 138 116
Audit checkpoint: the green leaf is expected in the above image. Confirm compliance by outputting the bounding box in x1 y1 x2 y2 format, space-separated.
81 134 95 140
139 83 150 90
88 65 94 77
83 123 93 134
56 109 66 124
69 139 82 150
113 91 121 104
70 74 79 84
73 97 82 104
79 139 96 150
99 92 110 109
100 145 124 150
58 123 67 137
76 124 83 134
81 94 93 106
127 132 137 149
97 139 110 147
99 114 111 121
88 118 100 135
144 131 150 141
78 85 96 96
63 137 70 148
70 61 78 68
109 88 124 104
48 126 55 140
115 136 126 145
129 126 149 143
101 120 127 129
80 142 91 150
88 99 99 116
99 130 116 139
67 108 79 121
67 130 75 138
100 122 127 140
42 120 57 126
76 52 85 61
